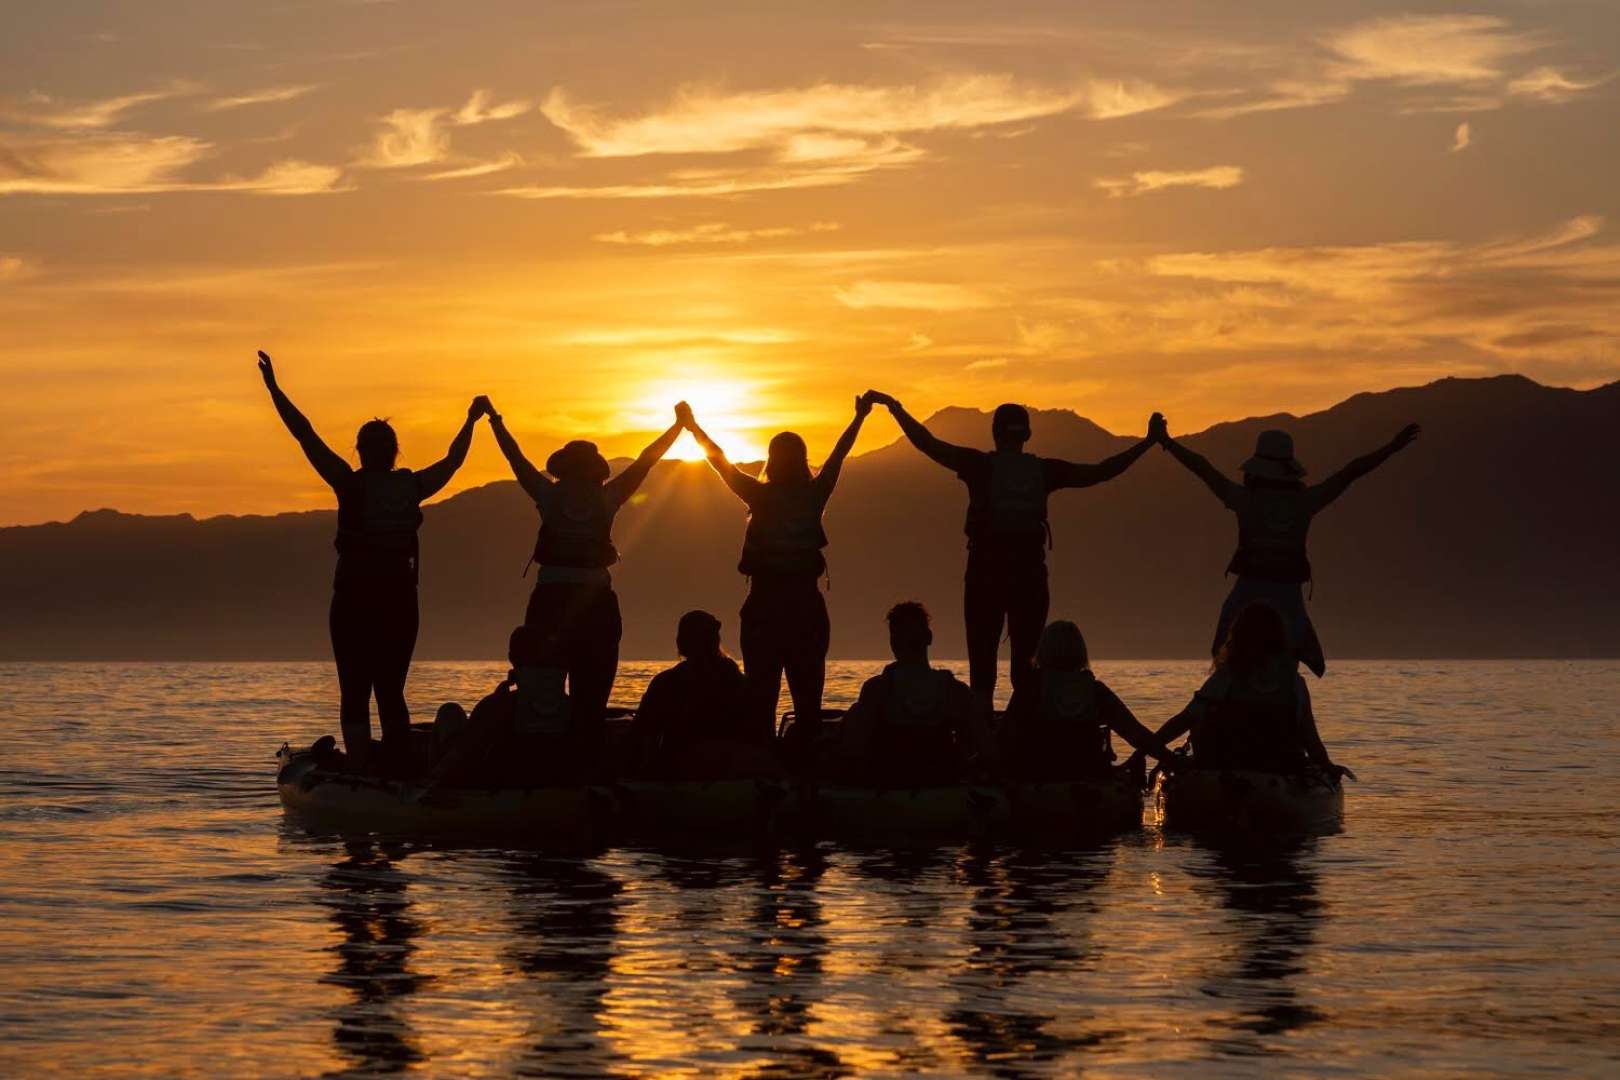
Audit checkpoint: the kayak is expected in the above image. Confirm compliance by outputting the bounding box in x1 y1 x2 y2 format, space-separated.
1001 775 1145 842
1157 768 1344 836
275 744 609 848
614 777 789 844
789 784 1009 846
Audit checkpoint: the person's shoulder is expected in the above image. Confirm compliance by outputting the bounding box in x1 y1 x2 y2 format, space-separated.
1197 670 1232 697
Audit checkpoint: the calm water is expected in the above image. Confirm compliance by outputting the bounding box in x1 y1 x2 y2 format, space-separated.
1 660 1617 1077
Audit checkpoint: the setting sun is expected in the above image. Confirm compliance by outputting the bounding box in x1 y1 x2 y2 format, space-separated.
634 377 766 462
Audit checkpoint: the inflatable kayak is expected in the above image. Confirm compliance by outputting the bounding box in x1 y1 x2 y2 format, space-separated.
614 777 789 844
788 784 1010 846
275 744 609 847
1001 775 1145 842
1157 768 1344 836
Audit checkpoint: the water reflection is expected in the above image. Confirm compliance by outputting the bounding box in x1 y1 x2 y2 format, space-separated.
947 850 1121 1077
316 838 429 1076
502 855 625 1077
733 847 843 1078
1188 839 1326 1056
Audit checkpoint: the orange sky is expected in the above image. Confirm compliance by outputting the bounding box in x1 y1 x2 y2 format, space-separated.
3 2 1618 524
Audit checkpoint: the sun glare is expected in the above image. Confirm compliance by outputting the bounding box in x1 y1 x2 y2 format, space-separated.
638 378 765 461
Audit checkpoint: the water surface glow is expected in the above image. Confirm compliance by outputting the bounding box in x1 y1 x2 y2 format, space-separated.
2 661 1618 1075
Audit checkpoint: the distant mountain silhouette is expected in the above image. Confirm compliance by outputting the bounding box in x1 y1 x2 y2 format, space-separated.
3 374 1616 661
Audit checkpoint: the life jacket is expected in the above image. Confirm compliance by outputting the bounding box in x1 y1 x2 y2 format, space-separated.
533 486 619 569
966 451 1049 547
739 482 828 577
1192 663 1308 773
868 664 966 781
1226 488 1312 583
510 666 571 736
334 469 422 575
1027 669 1112 766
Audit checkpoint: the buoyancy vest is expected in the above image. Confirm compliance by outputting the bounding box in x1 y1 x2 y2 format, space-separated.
966 451 1049 547
1192 664 1308 773
739 482 828 577
334 469 422 578
867 664 966 780
1029 669 1112 764
534 486 619 569
1227 488 1313 583
511 666 571 736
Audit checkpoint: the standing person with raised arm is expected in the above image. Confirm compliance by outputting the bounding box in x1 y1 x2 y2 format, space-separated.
483 397 685 739
1157 420 1421 676
681 395 873 753
256 351 485 772
865 391 1163 703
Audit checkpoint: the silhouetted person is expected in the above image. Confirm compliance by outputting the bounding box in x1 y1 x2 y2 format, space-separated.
631 610 778 779
1158 421 1420 676
838 602 983 786
1001 620 1178 780
866 392 1163 702
425 624 583 788
681 395 872 751
257 351 484 771
1154 602 1352 778
485 398 685 737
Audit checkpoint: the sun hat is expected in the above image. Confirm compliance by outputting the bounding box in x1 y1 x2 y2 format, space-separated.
1240 429 1307 479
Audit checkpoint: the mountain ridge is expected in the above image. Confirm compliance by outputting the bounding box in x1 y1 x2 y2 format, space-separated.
3 373 1617 661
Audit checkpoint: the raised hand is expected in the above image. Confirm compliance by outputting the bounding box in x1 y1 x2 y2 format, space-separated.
674 400 694 427
1148 412 1168 444
855 392 874 418
865 389 898 411
256 350 276 388
1391 423 1421 452
469 395 494 420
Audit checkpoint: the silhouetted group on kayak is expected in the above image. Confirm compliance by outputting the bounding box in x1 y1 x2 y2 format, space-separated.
258 350 1419 791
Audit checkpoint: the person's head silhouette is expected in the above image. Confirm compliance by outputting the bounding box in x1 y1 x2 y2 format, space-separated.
991 403 1031 451
675 610 724 659
546 440 611 486
763 431 812 484
355 419 399 470
1036 620 1089 673
886 601 933 663
1215 602 1290 678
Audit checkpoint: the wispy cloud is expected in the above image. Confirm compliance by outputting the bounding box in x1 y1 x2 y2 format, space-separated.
1324 15 1540 85
541 75 1090 158
0 132 345 196
1 85 193 130
1452 122 1471 152
834 281 992 311
1506 67 1611 103
205 84 319 111
1095 165 1243 197
358 90 530 171
594 221 839 246
0 254 32 281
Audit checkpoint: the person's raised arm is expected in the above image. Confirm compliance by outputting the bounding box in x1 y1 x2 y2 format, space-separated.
1160 419 1243 506
415 397 487 500
1153 691 1207 749
681 403 758 503
257 351 350 488
814 394 873 495
610 405 685 503
865 391 974 473
1046 413 1165 490
1311 424 1420 510
484 401 550 501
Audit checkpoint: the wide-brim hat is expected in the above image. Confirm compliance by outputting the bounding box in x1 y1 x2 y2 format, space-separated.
1240 429 1307 479
546 440 609 481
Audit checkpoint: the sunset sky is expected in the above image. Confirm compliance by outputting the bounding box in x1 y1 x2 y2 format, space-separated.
3 1 1617 524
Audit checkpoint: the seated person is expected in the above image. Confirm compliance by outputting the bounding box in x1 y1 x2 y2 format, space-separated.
631 610 779 779
1001 620 1179 780
1154 602 1352 779
426 625 588 789
837 602 985 786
